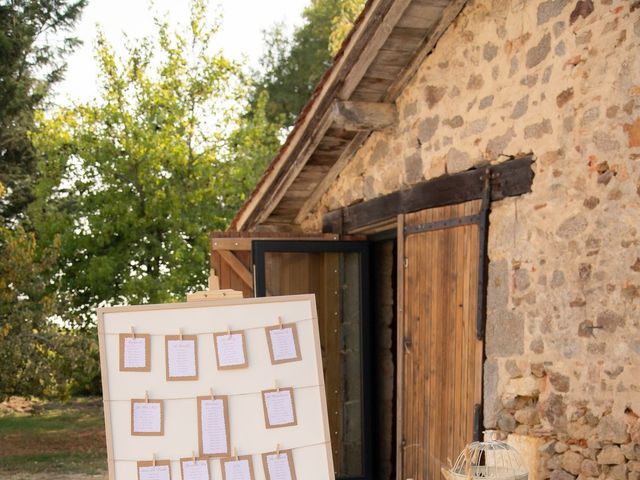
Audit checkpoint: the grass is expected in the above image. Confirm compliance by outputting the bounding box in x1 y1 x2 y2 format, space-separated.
0 397 107 476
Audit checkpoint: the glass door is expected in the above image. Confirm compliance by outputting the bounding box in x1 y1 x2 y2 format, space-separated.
253 240 373 480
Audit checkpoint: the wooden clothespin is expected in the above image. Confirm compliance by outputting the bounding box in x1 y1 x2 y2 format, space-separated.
145 391 149 403
192 450 196 462
276 443 281 457
179 328 184 341
278 316 283 329
274 380 280 392
152 453 156 467
131 326 136 338
210 387 215 401
227 326 231 338
233 447 238 461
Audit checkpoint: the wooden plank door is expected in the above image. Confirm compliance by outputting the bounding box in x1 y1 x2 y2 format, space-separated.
397 199 485 480
253 240 374 480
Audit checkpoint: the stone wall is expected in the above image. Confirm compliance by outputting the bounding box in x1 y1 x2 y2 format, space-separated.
298 0 640 478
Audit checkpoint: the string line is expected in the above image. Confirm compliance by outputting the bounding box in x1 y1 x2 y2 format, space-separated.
104 316 315 337
112 440 330 463
106 383 324 402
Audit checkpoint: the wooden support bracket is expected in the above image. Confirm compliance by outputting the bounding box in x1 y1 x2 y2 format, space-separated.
331 100 397 131
186 268 244 302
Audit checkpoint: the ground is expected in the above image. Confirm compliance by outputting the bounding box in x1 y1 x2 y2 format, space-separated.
0 397 107 480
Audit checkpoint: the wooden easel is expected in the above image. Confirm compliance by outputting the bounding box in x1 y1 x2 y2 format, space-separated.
186 269 244 302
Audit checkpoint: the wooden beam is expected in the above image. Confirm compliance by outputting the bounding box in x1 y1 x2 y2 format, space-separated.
217 250 253 288
231 0 399 231
294 130 371 224
253 107 336 226
385 0 468 101
211 234 341 251
331 101 397 131
338 0 415 100
322 155 535 233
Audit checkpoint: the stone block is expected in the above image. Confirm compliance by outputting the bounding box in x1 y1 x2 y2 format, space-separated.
516 407 540 426
597 446 625 465
498 412 517 432
581 459 600 477
622 444 638 461
598 415 630 443
505 376 542 397
609 464 628 480
484 359 500 429
488 259 509 310
550 469 576 480
486 310 525 357
562 451 584 475
445 147 472 173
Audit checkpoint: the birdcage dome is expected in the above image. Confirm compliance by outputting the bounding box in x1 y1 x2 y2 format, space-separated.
442 434 528 480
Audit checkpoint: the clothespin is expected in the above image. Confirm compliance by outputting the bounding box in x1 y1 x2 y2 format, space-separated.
152 453 156 467
276 443 281 457
145 391 149 403
131 326 136 338
192 450 196 462
233 447 238 461
179 328 183 341
227 326 231 338
210 387 215 401
274 380 280 392
278 316 283 329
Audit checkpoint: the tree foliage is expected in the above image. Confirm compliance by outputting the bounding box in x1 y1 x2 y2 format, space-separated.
252 0 366 127
0 184 99 400
0 0 86 222
31 1 254 321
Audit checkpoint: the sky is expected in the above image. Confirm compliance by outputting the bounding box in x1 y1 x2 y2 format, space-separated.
54 0 310 105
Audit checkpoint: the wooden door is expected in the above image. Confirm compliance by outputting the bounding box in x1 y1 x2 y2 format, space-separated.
253 240 373 480
397 200 485 480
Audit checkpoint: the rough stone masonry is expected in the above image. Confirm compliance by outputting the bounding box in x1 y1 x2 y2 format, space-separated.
298 0 640 478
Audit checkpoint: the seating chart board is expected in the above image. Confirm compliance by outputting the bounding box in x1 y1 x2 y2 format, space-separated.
97 294 334 480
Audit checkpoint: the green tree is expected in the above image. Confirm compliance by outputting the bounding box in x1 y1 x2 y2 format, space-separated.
253 0 366 127
0 181 98 399
31 1 251 321
0 0 86 223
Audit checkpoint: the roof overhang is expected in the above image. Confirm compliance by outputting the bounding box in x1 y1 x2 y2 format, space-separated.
230 0 467 232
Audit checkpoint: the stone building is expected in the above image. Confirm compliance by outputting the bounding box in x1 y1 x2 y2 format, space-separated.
211 0 640 479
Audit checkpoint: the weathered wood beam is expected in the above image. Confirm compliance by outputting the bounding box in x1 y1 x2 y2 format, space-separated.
232 0 401 232
331 101 397 131
338 0 415 99
252 108 336 226
217 250 253 288
322 155 535 233
385 0 468 101
295 130 371 224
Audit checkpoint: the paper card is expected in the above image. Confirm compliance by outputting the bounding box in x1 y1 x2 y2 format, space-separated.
131 399 164 436
197 395 231 457
220 455 255 480
137 460 171 480
261 388 297 429
265 324 301 364
261 450 297 480
180 458 211 480
165 335 198 381
213 331 248 370
119 333 151 372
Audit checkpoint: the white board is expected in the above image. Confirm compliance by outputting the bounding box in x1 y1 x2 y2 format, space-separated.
97 294 334 480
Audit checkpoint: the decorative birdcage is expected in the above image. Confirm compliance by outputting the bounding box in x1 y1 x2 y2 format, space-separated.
442 433 528 480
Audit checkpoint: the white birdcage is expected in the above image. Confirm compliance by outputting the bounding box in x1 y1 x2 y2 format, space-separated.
442 433 528 480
